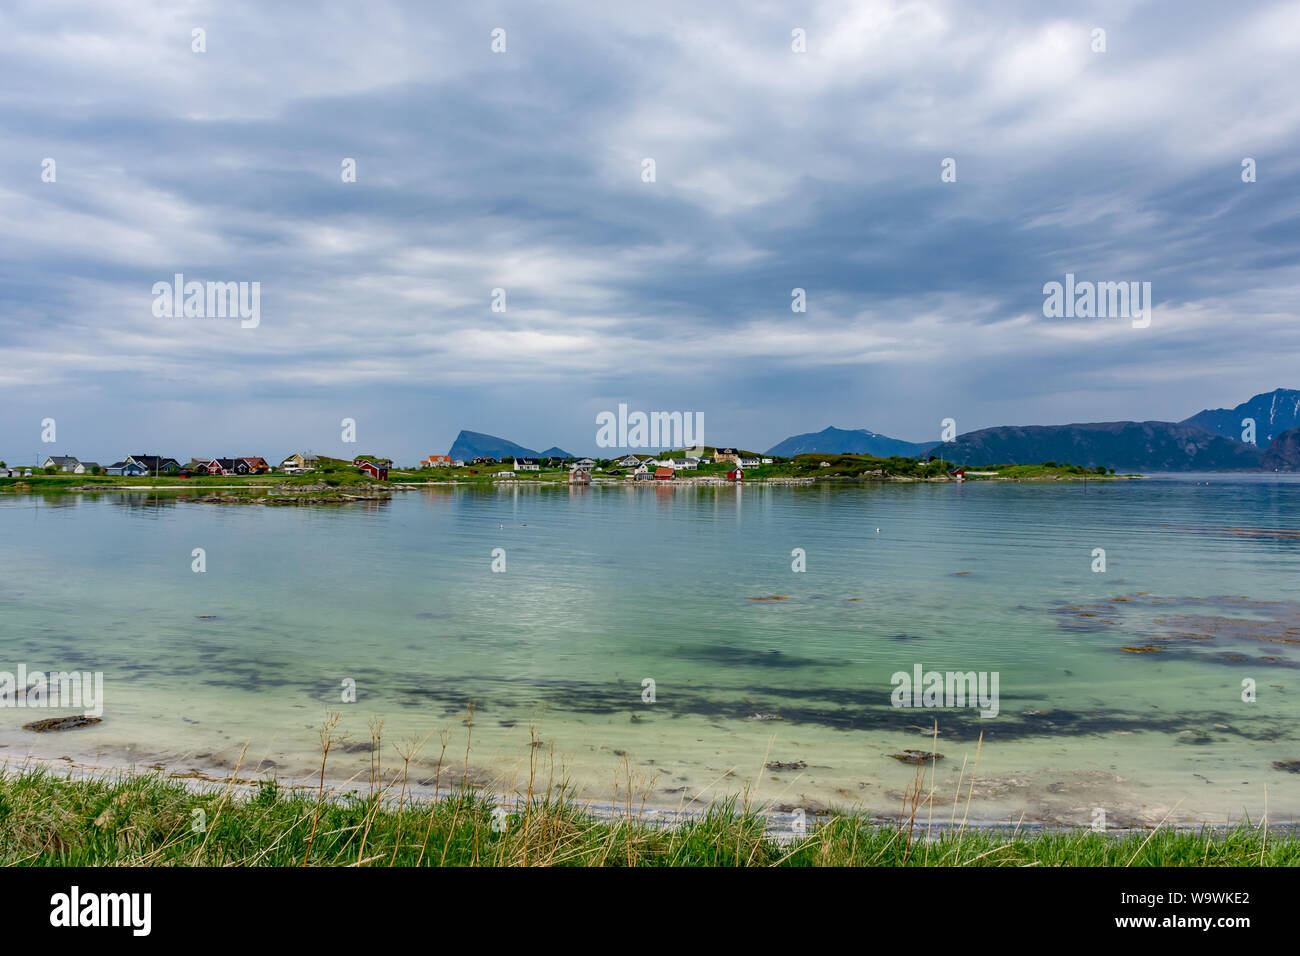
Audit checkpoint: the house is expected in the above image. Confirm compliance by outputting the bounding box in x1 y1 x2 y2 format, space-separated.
634 467 654 480
423 455 452 468
513 458 541 471
666 457 697 470
738 456 761 468
356 459 389 480
761 458 774 464
727 467 744 481
497 470 517 478
569 468 592 484
280 453 319 474
472 456 497 464
615 455 642 467
105 461 147 477
572 457 597 470
451 459 465 468
949 468 966 481
73 462 101 474
654 467 674 481
127 455 181 474
241 457 270 474
0 468 25 478
42 456 80 472
188 457 218 473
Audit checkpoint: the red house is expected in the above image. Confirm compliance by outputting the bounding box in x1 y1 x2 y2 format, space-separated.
654 467 674 481
356 459 389 480
727 467 744 481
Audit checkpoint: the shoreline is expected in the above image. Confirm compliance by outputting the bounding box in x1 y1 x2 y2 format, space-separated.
6 751 1296 840
0 472 1149 497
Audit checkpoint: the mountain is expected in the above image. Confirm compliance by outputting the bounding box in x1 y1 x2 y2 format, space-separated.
1182 388 1300 446
766 426 937 458
538 446 576 459
1261 427 1300 471
928 421 1264 471
447 430 539 460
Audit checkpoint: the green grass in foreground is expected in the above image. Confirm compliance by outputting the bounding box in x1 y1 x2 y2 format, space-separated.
1 770 1294 866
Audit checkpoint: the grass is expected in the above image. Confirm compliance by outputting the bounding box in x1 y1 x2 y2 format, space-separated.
1 766 1294 867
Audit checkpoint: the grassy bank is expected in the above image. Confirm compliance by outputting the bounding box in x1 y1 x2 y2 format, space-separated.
1 769 1293 866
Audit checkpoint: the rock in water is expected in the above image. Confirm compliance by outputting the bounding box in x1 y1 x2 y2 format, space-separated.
23 715 102 732
891 749 943 764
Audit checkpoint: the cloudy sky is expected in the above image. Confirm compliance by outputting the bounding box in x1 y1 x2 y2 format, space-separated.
2 0 1298 463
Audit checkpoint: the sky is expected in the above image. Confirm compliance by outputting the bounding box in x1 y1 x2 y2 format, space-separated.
2 0 1298 464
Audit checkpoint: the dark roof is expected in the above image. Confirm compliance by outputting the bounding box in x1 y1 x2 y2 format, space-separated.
130 455 180 470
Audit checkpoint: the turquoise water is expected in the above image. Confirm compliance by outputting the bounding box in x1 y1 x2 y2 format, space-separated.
1 477 1298 825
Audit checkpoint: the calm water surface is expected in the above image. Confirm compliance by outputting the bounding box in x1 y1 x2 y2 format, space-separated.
2 476 1298 825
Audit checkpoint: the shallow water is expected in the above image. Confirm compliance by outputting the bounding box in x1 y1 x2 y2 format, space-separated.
1 475 1298 825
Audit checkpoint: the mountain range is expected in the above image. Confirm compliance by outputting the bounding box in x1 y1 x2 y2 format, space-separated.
765 426 937 458
445 389 1300 472
1181 388 1300 444
927 421 1264 471
447 430 573 461
766 388 1298 471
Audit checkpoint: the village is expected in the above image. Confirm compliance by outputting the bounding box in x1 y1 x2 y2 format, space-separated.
0 449 781 483
0 447 1006 488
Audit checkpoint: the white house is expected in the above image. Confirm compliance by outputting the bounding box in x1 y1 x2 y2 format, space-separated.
42 456 79 472
512 458 540 471
738 456 761 468
615 455 642 467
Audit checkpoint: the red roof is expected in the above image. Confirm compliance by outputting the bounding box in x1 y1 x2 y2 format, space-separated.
654 467 674 479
